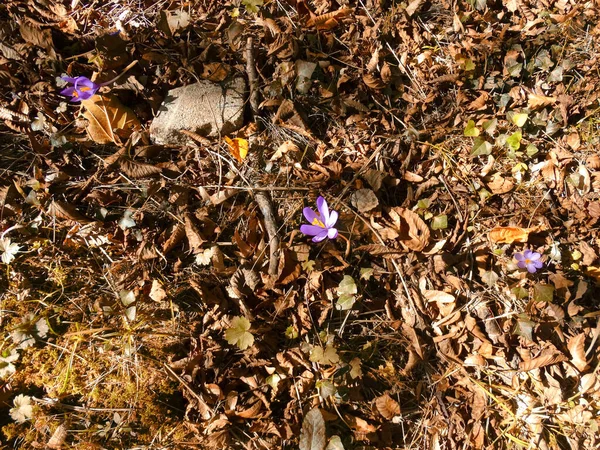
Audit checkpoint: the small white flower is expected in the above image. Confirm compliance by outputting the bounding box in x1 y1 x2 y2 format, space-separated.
0 349 20 379
0 237 21 264
9 394 34 424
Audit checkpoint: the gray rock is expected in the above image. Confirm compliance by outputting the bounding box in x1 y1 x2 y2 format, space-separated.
150 77 245 144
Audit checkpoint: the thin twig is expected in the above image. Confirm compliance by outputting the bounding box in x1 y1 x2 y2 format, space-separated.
246 36 280 276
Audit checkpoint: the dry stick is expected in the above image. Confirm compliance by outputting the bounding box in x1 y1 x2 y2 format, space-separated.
246 36 280 277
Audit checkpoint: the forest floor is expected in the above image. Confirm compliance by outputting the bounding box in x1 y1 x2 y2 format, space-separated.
1 0 600 449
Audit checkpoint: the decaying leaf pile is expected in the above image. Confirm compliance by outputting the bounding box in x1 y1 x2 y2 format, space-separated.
1 0 600 448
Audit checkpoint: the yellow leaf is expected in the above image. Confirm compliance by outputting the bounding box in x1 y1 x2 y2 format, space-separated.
81 95 140 144
512 113 529 128
224 136 248 163
511 112 528 127
225 316 254 350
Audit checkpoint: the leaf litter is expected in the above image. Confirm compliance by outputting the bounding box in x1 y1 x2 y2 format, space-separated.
1 0 600 448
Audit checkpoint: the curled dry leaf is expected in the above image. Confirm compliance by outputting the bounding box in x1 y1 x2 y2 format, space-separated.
389 207 430 251
568 333 589 372
519 351 568 372
489 225 542 244
81 95 141 144
375 394 401 420
118 159 162 178
486 173 514 195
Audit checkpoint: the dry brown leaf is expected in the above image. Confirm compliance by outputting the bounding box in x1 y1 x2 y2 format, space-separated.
405 0 425 16
486 173 514 194
350 189 379 213
390 207 430 251
586 266 600 284
118 159 162 178
162 223 185 253
580 242 598 266
422 290 455 303
363 73 387 90
47 423 67 449
528 93 557 110
81 95 141 144
344 414 377 437
467 91 489 110
299 408 326 450
306 8 351 28
48 201 91 223
519 351 568 372
568 333 589 372
184 214 205 253
375 394 401 420
489 226 539 244
149 279 167 302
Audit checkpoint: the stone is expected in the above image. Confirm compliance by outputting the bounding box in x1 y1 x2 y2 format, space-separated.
150 77 245 144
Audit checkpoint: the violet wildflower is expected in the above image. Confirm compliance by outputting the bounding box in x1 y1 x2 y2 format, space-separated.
60 76 101 102
300 196 338 243
514 249 543 273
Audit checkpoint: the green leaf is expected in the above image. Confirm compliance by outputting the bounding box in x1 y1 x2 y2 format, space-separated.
336 293 356 311
464 120 480 137
511 286 529 299
336 275 357 310
431 215 448 230
511 112 529 127
533 283 554 303
242 0 263 13
506 131 522 151
507 63 523 77
471 137 492 156
285 325 298 339
225 316 254 350
360 268 374 280
266 373 282 389
317 379 336 399
338 275 357 295
526 144 538 157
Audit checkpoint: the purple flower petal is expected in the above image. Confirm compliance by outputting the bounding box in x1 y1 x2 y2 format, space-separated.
61 76 79 83
327 228 338 239
316 197 329 222
514 252 525 261
326 210 338 228
526 264 538 274
300 224 324 236
60 87 76 97
533 260 544 269
312 230 329 242
303 207 320 225
528 252 541 261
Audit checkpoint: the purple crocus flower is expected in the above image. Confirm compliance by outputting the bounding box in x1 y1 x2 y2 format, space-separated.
60 76 101 102
300 196 339 243
514 249 543 273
